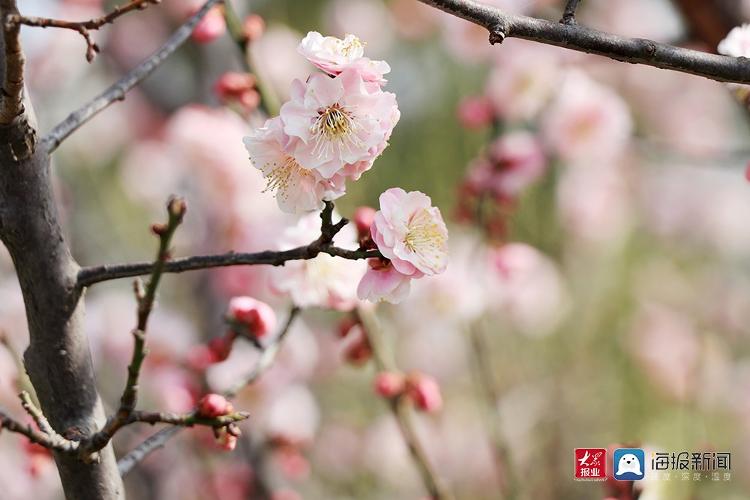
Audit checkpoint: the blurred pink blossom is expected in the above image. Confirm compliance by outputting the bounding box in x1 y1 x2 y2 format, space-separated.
192 6 226 44
271 212 365 310
541 70 632 165
488 243 568 336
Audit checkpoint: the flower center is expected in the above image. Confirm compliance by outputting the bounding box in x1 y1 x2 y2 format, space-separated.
263 155 312 199
404 209 446 254
311 103 362 158
341 35 365 57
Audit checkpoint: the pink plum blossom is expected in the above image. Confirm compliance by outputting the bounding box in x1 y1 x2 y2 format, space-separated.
298 31 391 84
457 95 495 129
280 69 399 179
358 188 449 303
271 212 366 310
244 117 347 213
488 243 568 336
541 70 632 165
718 24 750 57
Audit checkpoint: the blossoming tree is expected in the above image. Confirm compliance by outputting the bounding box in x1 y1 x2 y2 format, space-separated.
0 0 749 499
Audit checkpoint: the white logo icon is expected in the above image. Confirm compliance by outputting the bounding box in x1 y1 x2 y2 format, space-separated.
616 453 642 476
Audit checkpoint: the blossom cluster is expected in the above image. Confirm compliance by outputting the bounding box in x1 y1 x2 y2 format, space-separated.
244 32 400 214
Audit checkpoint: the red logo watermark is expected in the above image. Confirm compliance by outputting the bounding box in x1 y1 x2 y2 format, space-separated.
574 448 607 481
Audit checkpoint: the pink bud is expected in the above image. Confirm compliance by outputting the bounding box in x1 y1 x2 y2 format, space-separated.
457 95 495 129
374 371 406 398
227 296 277 338
216 430 238 451
342 326 372 366
353 206 376 239
192 6 226 44
745 162 750 182
406 373 442 413
215 72 256 99
197 394 233 418
242 14 265 43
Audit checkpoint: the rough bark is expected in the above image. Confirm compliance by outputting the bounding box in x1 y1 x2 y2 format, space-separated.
0 5 124 499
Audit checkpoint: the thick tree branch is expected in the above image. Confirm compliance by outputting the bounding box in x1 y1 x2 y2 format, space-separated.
7 0 160 62
77 201 380 288
41 0 223 154
0 0 24 125
118 308 301 477
417 0 750 84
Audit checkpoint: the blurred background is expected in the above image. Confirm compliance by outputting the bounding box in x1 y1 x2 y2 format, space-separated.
2 0 750 498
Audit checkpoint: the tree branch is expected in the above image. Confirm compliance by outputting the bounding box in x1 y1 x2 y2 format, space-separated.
7 0 160 62
417 0 750 84
41 0 223 154
357 307 453 500
0 0 24 125
118 307 301 477
560 0 582 25
77 201 380 288
82 198 186 456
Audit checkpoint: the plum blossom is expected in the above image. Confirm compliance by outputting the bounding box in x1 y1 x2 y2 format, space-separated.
298 31 391 84
358 188 449 303
718 24 750 58
271 212 366 310
244 117 346 213
280 69 399 179
488 243 568 336
541 70 632 164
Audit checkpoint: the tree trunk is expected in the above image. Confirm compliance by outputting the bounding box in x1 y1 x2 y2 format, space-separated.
0 5 125 498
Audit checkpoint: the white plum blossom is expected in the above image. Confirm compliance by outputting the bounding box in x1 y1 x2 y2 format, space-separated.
358 188 449 303
718 24 750 58
298 31 391 84
271 212 366 310
244 116 346 213
280 69 399 179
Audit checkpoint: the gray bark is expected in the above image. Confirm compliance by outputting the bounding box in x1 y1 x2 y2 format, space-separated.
0 7 124 499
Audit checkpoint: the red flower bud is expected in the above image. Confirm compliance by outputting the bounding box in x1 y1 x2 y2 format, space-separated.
192 6 226 44
374 371 406 398
227 296 277 338
353 206 376 239
242 14 265 43
197 393 233 418
405 372 442 413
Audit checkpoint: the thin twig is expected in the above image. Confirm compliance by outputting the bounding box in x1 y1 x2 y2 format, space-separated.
7 0 160 62
118 308 301 476
560 0 582 25
77 201 379 288
417 0 750 84
19 391 56 436
82 198 186 456
0 410 79 453
357 307 454 500
468 327 516 499
41 0 223 153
